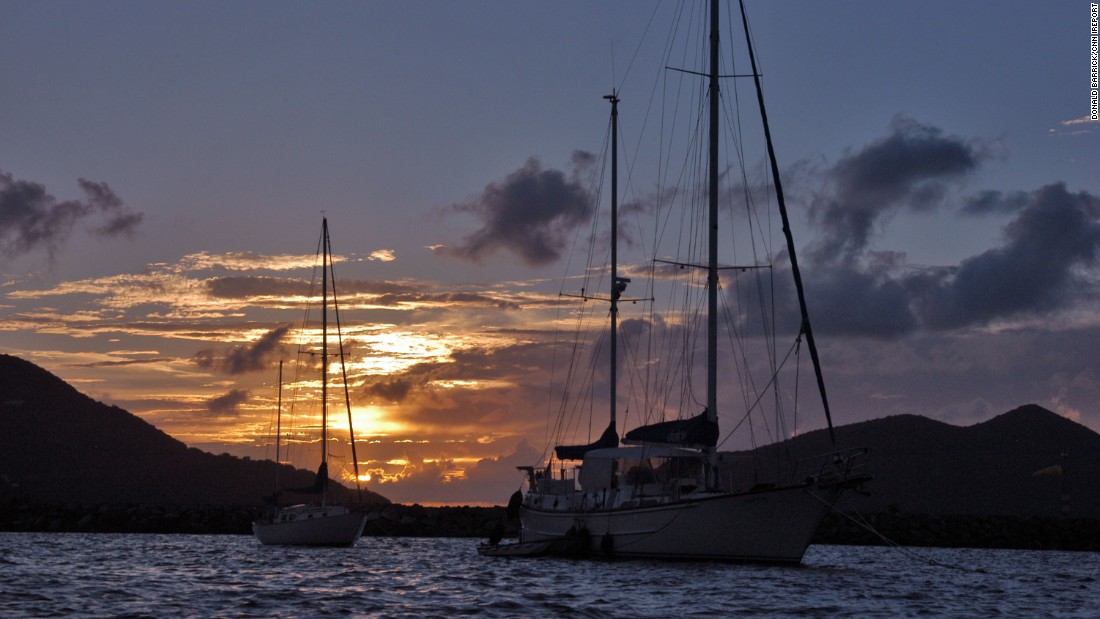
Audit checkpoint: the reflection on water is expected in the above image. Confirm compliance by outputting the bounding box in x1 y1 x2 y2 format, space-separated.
1 533 1097 617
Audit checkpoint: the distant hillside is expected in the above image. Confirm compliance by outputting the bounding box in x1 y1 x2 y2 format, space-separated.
0 354 388 508
724 404 1100 517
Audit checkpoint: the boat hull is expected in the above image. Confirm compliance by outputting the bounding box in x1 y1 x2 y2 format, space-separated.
252 505 367 547
520 482 850 563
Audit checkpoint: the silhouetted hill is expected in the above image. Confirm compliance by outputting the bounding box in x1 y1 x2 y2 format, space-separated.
726 404 1100 517
0 354 388 508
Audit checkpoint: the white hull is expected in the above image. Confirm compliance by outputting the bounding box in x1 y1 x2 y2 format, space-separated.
252 505 367 547
520 482 846 563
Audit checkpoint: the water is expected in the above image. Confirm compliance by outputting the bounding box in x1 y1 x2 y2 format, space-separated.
1 533 1097 617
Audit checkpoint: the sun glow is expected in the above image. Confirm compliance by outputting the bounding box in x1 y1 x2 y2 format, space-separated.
312 404 408 436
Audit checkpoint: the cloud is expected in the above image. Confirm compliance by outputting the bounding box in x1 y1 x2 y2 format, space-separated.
808 116 987 263
1052 115 1100 136
363 378 413 403
368 439 541 505
0 170 143 261
961 190 1031 216
194 324 291 374
206 389 249 415
907 183 1100 329
806 261 919 339
790 183 1100 338
204 276 311 300
445 152 596 266
173 251 328 273
368 249 396 262
1061 115 1100 126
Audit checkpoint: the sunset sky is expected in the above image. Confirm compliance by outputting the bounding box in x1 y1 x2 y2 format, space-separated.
3 1 1098 506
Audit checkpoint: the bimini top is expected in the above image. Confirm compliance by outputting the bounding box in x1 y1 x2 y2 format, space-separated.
583 445 703 461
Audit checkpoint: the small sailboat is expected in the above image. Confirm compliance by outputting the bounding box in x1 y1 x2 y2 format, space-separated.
484 0 870 563
252 217 368 547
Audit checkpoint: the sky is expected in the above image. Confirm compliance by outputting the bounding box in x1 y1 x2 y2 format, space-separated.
2 0 1099 506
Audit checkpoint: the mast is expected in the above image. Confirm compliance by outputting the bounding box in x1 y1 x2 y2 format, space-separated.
606 90 621 433
705 0 720 486
274 360 283 495
321 216 330 504
737 0 837 445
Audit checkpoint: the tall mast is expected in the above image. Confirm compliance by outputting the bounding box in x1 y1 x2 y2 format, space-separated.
321 216 330 503
705 0 720 485
274 360 283 494
605 90 621 433
737 0 837 445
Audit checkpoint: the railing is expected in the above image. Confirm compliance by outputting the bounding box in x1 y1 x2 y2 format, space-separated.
716 447 872 493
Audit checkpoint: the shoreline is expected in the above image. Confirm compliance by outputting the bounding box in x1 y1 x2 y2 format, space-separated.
2 500 1099 552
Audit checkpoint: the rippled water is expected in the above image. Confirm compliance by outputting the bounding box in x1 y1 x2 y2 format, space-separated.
1 533 1097 617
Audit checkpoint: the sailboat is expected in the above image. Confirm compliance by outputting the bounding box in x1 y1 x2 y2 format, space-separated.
482 0 870 563
252 217 369 547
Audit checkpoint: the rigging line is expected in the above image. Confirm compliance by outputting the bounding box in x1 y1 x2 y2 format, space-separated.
718 272 767 439
716 334 801 449
653 4 705 261
553 122 615 450
326 244 362 498
719 275 776 449
739 0 837 446
803 491 986 574
552 280 606 449
615 0 662 95
544 110 613 461
789 332 803 466
715 72 780 398
285 226 326 468
642 5 688 425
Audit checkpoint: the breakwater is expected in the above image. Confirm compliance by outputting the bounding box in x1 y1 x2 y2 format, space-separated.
3 500 1098 552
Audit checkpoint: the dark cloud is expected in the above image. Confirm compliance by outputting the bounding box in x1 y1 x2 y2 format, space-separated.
0 170 143 261
788 183 1100 338
194 324 291 374
363 378 413 403
207 389 249 414
446 152 595 266
806 263 919 339
205 276 310 299
353 340 558 434
907 183 1100 329
809 117 986 263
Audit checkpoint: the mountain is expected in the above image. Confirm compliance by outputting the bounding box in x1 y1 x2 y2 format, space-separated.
0 354 388 507
4 354 1099 518
724 404 1100 517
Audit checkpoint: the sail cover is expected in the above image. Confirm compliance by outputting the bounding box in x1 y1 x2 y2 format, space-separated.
622 410 718 448
287 462 328 494
554 422 618 460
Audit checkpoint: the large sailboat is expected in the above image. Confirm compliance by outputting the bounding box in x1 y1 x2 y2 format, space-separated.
252 217 368 547
484 0 870 563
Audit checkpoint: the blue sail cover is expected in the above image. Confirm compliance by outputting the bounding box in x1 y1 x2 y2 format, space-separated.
554 422 618 460
623 410 718 448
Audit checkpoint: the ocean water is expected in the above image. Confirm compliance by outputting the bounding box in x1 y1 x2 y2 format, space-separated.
1 533 1097 617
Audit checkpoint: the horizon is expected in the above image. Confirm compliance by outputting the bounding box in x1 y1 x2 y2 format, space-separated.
2 351 1085 509
3 1 1099 506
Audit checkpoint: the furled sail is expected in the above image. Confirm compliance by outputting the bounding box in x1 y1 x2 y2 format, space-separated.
554 422 618 460
287 462 329 494
622 410 718 448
